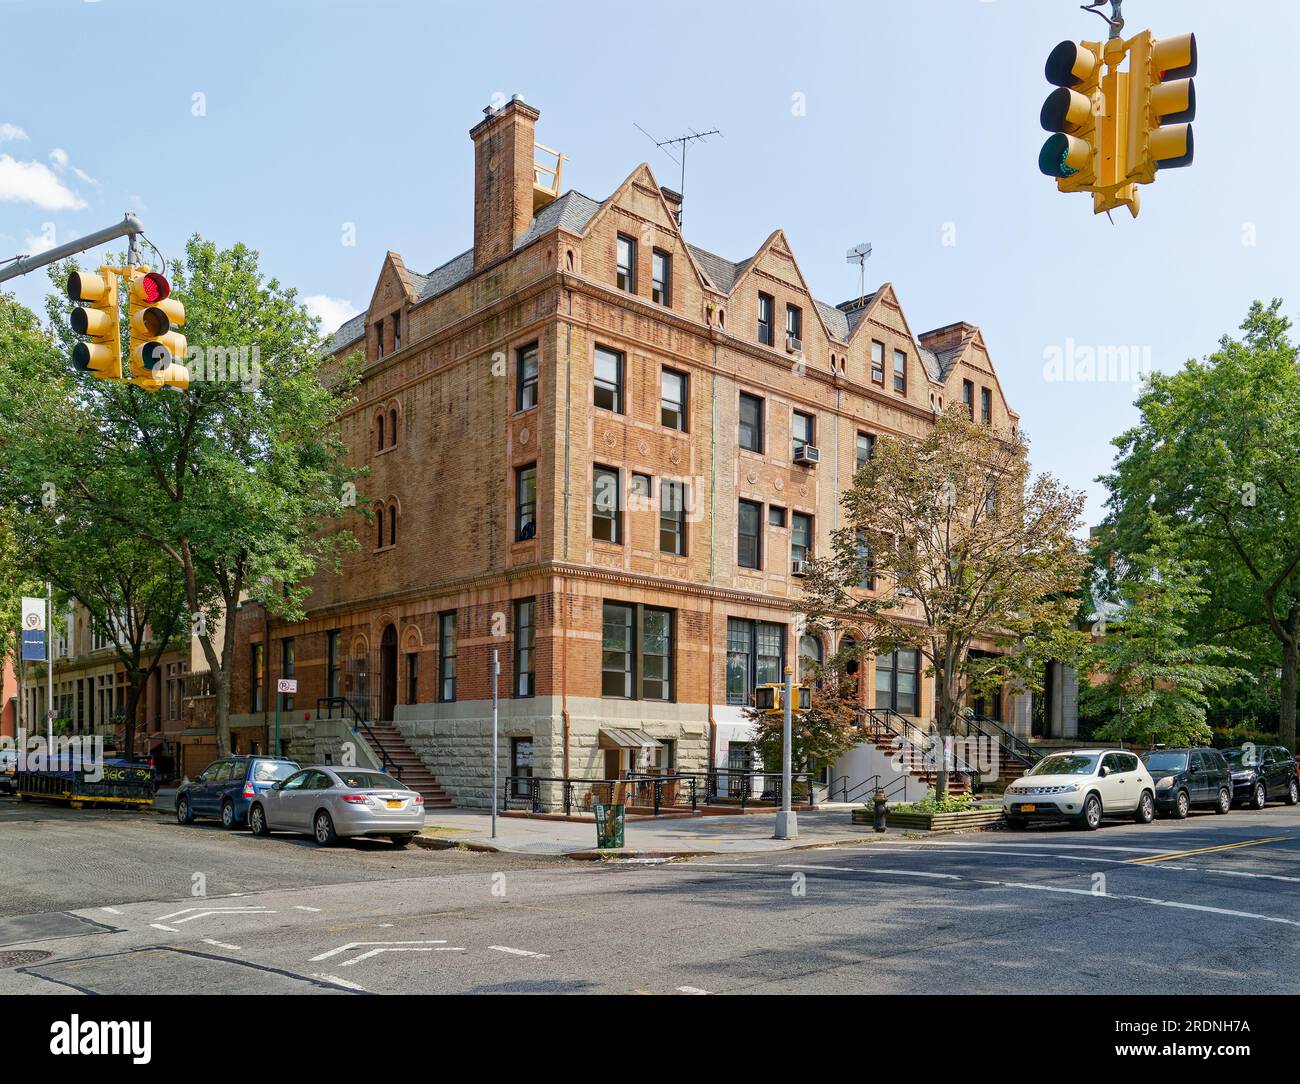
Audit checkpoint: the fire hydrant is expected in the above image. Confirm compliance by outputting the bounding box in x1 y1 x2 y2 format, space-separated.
873 788 888 833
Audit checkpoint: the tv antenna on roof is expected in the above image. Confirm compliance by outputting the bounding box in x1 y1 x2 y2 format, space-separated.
846 242 873 300
633 123 722 227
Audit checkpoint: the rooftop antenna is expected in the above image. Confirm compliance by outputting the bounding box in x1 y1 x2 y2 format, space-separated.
846 242 873 301
633 123 721 227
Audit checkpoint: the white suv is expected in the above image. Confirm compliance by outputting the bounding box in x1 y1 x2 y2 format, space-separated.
1003 749 1155 831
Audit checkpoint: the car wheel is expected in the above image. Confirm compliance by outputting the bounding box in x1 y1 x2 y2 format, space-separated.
1134 790 1155 824
1174 789 1190 819
1287 779 1299 807
390 834 416 848
220 800 236 829
1079 793 1102 831
176 797 193 825
313 810 337 847
1215 787 1231 815
1251 781 1268 810
249 804 269 837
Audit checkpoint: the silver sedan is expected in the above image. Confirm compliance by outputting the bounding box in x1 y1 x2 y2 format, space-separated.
248 766 426 847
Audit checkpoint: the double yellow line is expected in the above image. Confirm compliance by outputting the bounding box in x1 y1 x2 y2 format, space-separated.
1129 836 1292 865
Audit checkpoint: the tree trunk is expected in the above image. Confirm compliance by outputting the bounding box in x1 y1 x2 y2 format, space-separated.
1280 628 1298 752
123 682 142 759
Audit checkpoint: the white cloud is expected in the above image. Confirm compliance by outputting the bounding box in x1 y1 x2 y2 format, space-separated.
303 294 359 331
0 123 28 142
0 155 86 210
48 147 68 171
73 166 99 187
23 228 57 257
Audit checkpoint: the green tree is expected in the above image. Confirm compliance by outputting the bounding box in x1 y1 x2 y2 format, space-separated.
802 407 1089 797
1099 301 1300 747
1083 524 1249 748
744 660 863 785
0 292 190 752
2 239 362 757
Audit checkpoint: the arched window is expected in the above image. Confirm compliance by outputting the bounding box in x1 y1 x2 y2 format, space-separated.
389 407 398 446
798 634 823 685
377 413 385 451
389 502 397 546
376 505 385 549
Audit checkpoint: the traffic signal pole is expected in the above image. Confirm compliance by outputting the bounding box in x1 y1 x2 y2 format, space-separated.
0 213 143 285
775 665 798 840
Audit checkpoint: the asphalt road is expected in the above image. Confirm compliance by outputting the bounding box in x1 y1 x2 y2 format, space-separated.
2 796 1299 995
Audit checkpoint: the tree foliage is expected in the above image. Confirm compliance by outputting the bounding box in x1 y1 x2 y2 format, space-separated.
1098 300 1300 747
1083 521 1249 748
802 407 1089 795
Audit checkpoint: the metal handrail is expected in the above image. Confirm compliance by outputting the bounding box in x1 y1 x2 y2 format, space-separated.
862 707 983 780
966 713 1041 767
501 774 700 817
316 696 402 781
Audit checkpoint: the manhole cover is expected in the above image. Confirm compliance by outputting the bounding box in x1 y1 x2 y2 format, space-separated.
0 950 53 968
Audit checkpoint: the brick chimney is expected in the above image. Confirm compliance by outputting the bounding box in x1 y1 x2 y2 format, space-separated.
470 96 540 270
918 321 979 354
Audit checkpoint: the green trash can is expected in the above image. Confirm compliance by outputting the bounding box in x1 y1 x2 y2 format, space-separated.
593 802 626 849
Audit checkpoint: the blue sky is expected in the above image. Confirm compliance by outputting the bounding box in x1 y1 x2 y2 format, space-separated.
2 0 1294 526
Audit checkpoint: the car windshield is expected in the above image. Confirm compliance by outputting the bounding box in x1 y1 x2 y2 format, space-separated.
253 761 298 783
1029 754 1098 777
1224 749 1257 768
1141 752 1188 773
333 771 405 790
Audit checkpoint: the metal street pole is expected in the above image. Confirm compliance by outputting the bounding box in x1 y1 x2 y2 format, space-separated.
491 649 499 840
274 690 281 757
45 582 53 750
0 214 144 285
775 665 798 840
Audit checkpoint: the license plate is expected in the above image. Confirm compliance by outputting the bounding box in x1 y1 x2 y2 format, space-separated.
1018 804 1036 813
386 800 402 809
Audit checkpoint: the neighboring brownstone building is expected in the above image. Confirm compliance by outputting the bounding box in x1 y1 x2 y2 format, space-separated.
222 97 1027 806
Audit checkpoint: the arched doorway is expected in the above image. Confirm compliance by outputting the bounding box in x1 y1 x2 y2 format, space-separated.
380 625 398 722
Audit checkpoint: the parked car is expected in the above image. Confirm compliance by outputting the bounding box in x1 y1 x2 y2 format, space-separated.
1140 747 1232 818
0 749 15 794
248 766 425 847
176 755 300 828
1003 749 1155 831
1222 745 1299 809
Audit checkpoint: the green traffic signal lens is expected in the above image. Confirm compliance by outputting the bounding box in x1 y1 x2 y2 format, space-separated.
1038 134 1078 178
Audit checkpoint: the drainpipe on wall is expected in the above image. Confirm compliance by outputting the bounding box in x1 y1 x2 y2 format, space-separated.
707 599 716 774
561 574 570 780
562 290 572 562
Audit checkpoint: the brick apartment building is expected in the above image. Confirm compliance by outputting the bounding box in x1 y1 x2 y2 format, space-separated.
217 97 1033 807
17 600 189 771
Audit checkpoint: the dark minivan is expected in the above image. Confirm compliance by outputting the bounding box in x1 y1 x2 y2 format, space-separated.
1223 745 1300 810
1141 747 1232 818
176 756 300 829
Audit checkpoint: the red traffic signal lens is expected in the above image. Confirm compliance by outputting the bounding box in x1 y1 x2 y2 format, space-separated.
140 272 169 304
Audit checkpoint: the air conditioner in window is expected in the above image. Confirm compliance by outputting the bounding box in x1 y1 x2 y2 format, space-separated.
786 335 803 354
791 558 808 577
793 445 820 466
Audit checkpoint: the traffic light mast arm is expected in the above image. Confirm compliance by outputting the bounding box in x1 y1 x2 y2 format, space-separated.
0 213 144 285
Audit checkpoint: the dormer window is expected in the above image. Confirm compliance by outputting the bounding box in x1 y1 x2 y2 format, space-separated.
375 322 385 359
616 234 637 293
392 312 401 352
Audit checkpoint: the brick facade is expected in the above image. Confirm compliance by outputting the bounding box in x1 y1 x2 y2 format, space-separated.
228 98 1025 807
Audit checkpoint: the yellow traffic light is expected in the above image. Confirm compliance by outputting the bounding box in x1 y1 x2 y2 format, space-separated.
67 267 121 379
754 683 811 714
127 269 189 392
1127 31 1197 184
1039 40 1104 193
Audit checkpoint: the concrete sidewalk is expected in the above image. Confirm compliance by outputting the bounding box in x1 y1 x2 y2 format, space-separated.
417 805 882 857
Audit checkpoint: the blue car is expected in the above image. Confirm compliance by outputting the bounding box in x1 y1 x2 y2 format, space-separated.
176 756 300 829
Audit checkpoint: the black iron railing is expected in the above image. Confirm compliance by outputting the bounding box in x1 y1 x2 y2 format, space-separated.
861 707 984 783
826 772 911 805
965 713 1041 767
316 696 402 781
501 774 700 817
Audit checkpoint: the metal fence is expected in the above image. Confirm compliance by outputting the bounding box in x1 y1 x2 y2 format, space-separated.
502 769 817 816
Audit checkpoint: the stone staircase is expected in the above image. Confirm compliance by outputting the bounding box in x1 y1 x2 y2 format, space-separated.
363 721 454 808
860 718 972 796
